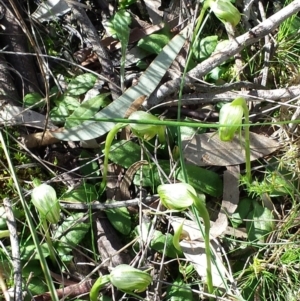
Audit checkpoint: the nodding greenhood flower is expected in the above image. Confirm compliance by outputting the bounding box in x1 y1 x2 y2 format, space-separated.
31 184 61 224
129 111 165 143
109 264 152 293
219 97 246 141
157 183 196 210
207 0 241 27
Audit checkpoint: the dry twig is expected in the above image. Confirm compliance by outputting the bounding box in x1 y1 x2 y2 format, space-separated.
147 0 300 107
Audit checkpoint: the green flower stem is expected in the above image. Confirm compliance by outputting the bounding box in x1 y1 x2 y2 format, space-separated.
100 123 126 194
67 115 299 129
41 219 56 265
241 100 251 183
192 196 213 296
192 2 209 45
177 3 209 183
176 3 214 298
90 275 110 301
0 131 59 301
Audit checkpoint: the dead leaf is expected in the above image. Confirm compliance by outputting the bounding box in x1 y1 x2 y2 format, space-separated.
124 95 147 117
31 0 70 22
23 130 60 148
0 104 57 130
183 132 280 166
180 239 227 289
143 0 163 25
169 217 228 288
210 165 240 238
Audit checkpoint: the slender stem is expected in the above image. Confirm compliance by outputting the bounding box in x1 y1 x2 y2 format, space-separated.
42 219 56 266
0 131 59 301
100 123 126 194
90 275 111 301
177 4 209 183
203 212 213 295
66 115 300 128
242 101 251 183
192 195 213 296
177 3 214 298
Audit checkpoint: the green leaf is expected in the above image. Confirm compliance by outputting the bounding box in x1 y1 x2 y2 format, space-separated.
23 92 44 108
65 93 110 128
176 164 223 197
206 66 226 81
165 277 193 301
281 248 300 264
179 262 194 277
151 231 183 258
79 150 100 177
230 198 252 228
50 95 80 124
119 0 136 9
136 60 148 69
59 95 80 109
246 201 274 242
67 73 97 95
138 32 171 54
113 10 131 42
105 10 131 40
50 103 69 124
61 183 98 203
21 241 50 261
54 213 90 258
107 140 142 168
105 204 131 235
52 29 188 141
22 260 43 277
27 277 48 296
288 15 300 34
193 35 218 61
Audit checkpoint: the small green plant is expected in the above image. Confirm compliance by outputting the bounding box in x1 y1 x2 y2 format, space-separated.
100 111 165 193
137 28 172 55
157 183 213 296
219 97 251 182
105 10 131 91
90 264 152 301
31 181 61 264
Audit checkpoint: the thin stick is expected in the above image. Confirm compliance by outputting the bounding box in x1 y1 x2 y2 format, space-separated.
3 198 22 301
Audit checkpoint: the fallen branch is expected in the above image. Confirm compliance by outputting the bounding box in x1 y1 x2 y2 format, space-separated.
160 85 300 106
147 0 300 107
3 198 22 301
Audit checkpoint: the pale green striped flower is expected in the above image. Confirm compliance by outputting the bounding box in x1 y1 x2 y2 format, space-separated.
31 184 60 224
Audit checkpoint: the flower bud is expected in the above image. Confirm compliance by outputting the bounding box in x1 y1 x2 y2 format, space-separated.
219 97 245 141
157 183 196 210
129 111 165 143
109 264 152 293
208 0 241 27
31 184 61 224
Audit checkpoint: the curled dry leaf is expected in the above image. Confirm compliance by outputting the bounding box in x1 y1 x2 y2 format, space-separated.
169 217 228 289
23 130 61 148
210 165 240 238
